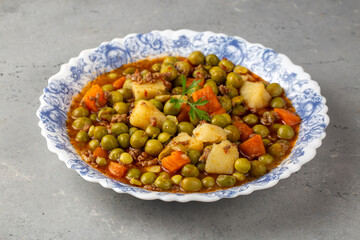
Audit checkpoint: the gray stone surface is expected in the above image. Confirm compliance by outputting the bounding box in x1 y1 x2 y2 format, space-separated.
1 0 359 239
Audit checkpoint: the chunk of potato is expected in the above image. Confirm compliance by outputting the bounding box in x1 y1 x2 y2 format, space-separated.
132 80 166 100
240 81 271 109
129 100 167 129
193 123 227 143
205 140 239 174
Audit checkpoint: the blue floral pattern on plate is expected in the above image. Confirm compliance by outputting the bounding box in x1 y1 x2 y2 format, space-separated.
37 30 329 202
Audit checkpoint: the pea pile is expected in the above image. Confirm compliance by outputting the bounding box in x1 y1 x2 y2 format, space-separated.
67 51 301 193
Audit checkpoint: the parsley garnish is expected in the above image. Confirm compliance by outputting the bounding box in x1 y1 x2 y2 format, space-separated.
169 75 210 121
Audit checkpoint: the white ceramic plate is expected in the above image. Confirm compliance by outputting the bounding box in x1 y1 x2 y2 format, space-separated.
37 30 329 202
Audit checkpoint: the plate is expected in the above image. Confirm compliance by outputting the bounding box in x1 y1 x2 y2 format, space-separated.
37 30 329 202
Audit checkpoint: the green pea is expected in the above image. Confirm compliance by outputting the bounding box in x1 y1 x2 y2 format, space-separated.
89 113 97 122
163 100 181 116
144 139 163 156
177 122 195 135
160 64 178 81
180 177 203 192
123 67 136 75
187 149 201 165
155 94 171 103
181 164 200 177
277 125 295 139
197 162 205 172
97 107 115 121
171 175 183 185
100 83 113 92
202 176 215 188
107 72 118 79
126 168 141 179
162 119 177 135
72 107 89 118
109 148 124 161
203 65 212 71
96 157 108 167
159 172 170 179
119 152 133 164
174 61 191 76
242 114 259 126
232 104 246 116
113 102 129 115
205 54 220 66
111 122 128 136
192 68 208 79
75 131 90 142
262 139 272 147
173 75 184 87
72 117 92 130
93 126 108 141
151 63 161 72
189 114 200 125
145 126 161 139
226 72 243 88
233 172 246 181
232 96 244 105
252 125 270 138
219 59 234 72
157 132 172 143
163 56 179 65
88 125 95 137
118 88 133 100
209 66 226 85
130 130 148 149
116 133 129 149
154 175 172 190
172 86 183 95
224 125 241 142
203 80 219 95
270 97 286 108
149 99 163 111
88 139 100 150
258 154 274 165
268 143 286 158
250 160 267 177
211 115 228 128
216 175 236 187
109 91 123 105
129 127 138 136
222 113 232 125
140 69 151 79
188 51 205 66
234 158 251 174
233 65 248 75
266 83 283 97
219 96 232 112
130 178 142 186
227 86 239 98
141 172 157 185
101 135 119 151
270 123 283 133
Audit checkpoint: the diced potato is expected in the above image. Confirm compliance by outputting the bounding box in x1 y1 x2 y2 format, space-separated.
129 100 167 129
169 132 203 152
132 80 166 100
193 123 227 143
205 140 239 174
240 81 271 109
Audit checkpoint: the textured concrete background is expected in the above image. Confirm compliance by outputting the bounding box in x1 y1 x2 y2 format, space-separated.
1 0 359 239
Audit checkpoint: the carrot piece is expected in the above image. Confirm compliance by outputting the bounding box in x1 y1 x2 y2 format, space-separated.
177 103 191 122
239 135 266 159
210 107 226 116
274 108 301 126
93 147 108 158
233 121 253 142
112 76 126 90
161 151 190 173
108 161 128 178
82 84 106 112
192 86 223 115
186 78 204 87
